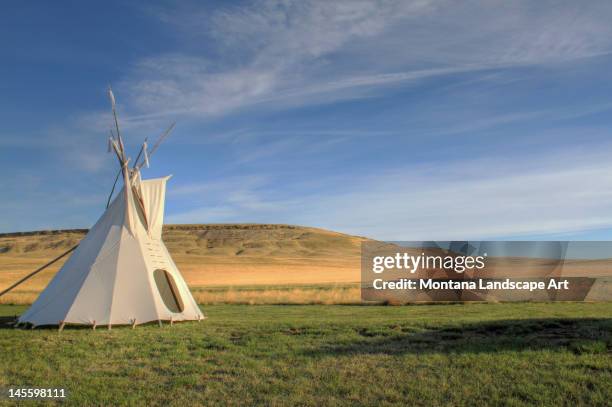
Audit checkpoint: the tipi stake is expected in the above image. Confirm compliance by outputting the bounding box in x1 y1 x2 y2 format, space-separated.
132 319 137 329
92 321 97 330
58 321 65 332
158 320 162 328
108 323 112 331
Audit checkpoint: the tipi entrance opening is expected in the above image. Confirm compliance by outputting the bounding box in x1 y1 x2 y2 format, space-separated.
153 269 185 313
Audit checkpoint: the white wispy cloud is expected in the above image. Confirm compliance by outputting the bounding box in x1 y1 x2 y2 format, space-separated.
167 174 297 224
6 0 612 237
166 144 612 240
122 0 612 119
21 1 612 175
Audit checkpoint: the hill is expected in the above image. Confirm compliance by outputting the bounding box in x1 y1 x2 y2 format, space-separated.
0 224 368 304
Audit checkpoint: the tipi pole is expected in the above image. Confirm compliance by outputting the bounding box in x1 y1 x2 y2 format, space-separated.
132 138 148 170
0 245 78 298
105 168 122 209
108 87 126 163
144 122 175 165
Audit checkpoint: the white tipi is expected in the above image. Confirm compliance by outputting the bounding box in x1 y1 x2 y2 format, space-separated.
19 89 204 328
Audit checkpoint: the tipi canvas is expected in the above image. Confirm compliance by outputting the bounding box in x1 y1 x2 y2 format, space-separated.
19 89 204 328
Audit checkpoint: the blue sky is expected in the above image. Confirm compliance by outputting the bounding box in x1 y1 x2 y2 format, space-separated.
2 0 612 240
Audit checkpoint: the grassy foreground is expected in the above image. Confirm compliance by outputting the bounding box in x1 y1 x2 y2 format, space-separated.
0 303 611 406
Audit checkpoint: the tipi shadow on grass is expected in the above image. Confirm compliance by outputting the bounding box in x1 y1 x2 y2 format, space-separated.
303 317 611 356
0 315 18 329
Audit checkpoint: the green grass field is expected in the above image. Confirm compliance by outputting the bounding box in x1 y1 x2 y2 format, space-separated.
0 303 611 406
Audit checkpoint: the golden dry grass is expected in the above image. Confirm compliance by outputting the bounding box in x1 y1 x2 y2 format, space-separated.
0 225 366 304
191 284 361 305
